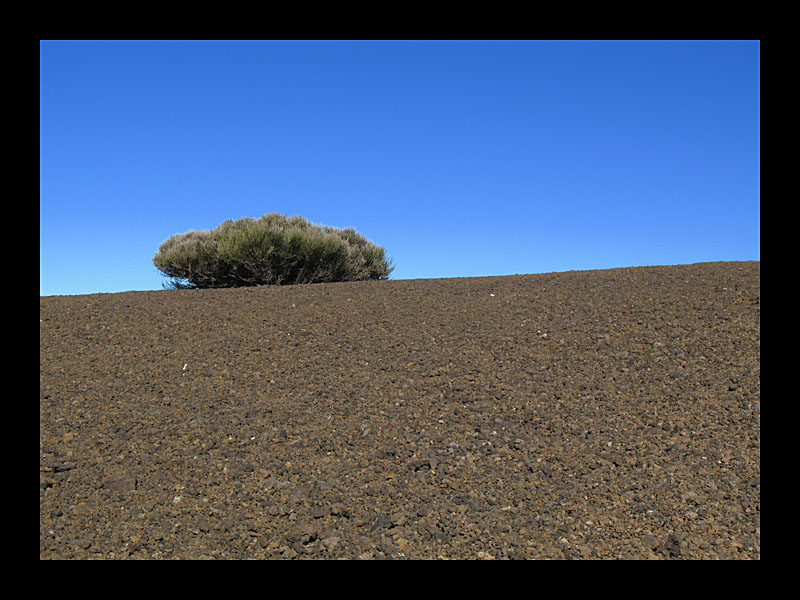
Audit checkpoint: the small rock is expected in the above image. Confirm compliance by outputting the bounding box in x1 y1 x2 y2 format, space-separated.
375 513 393 529
642 535 659 550
102 475 137 493
50 464 76 473
322 536 340 549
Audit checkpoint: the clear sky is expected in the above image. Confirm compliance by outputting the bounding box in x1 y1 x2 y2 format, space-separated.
40 40 760 296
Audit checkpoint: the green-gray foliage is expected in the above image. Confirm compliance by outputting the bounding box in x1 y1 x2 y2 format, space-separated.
153 213 394 289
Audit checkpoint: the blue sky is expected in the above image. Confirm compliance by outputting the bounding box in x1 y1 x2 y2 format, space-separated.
40 40 760 296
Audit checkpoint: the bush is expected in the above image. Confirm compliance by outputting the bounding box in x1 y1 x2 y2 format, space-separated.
153 213 394 289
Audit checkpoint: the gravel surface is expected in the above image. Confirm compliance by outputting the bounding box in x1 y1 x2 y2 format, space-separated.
40 261 760 559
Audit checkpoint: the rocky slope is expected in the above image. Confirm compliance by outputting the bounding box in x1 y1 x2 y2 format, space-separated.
40 261 760 559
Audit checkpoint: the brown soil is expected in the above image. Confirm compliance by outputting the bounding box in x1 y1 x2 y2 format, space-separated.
40 261 760 559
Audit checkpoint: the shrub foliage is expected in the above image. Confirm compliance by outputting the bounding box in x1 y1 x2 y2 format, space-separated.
153 213 394 289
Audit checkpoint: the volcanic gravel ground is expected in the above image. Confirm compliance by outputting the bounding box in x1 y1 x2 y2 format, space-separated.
40 261 760 559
